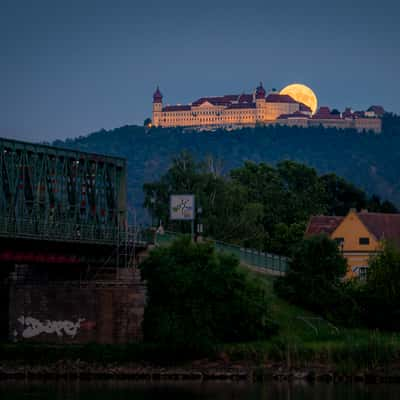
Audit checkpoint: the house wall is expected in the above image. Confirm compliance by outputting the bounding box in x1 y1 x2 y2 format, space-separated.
331 211 379 278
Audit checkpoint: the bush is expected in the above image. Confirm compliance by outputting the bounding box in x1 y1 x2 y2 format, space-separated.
140 236 277 354
359 242 400 330
274 235 355 323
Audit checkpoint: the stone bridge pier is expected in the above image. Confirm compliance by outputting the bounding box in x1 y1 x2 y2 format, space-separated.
6 264 146 344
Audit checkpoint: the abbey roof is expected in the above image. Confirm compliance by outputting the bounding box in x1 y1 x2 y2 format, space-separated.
278 111 309 119
192 94 253 106
162 105 191 111
265 93 297 103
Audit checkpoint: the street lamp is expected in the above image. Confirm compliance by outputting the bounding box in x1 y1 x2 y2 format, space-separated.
150 196 155 227
196 206 203 241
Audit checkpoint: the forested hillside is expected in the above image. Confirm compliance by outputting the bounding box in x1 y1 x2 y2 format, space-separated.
52 113 400 222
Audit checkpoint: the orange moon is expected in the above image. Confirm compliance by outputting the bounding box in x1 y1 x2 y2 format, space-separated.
280 83 318 114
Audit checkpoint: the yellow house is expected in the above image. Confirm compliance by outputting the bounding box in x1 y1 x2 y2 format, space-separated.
305 210 400 279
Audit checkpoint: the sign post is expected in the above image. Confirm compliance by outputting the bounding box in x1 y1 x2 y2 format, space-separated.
170 194 195 241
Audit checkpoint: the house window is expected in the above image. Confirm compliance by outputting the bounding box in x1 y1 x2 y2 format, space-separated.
359 237 370 245
334 237 344 247
358 266 368 281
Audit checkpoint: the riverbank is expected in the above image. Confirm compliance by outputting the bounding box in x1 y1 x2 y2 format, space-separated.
1 341 400 383
3 275 400 383
2 358 400 383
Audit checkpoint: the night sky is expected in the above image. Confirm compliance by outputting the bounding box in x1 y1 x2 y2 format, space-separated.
1 0 399 142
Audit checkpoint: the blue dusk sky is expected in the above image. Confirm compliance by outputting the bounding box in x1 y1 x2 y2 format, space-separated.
1 0 399 142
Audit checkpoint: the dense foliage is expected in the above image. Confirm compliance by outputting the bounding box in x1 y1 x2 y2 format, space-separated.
139 237 277 352
143 154 396 255
356 243 400 330
274 235 356 323
275 238 400 331
52 113 400 225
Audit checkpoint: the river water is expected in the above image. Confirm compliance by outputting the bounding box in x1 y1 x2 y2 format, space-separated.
1 381 400 400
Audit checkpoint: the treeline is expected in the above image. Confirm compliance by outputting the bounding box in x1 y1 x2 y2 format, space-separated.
52 113 400 223
144 154 397 255
276 236 400 331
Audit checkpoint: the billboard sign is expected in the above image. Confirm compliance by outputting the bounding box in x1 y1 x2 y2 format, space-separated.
170 195 195 221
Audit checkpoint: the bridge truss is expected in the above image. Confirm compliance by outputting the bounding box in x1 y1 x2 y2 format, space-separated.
0 137 127 245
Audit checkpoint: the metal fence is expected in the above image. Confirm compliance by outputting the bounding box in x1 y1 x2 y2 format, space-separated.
155 231 289 274
0 216 150 246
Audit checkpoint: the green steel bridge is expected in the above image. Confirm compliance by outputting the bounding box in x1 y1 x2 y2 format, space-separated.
0 137 146 267
0 137 127 243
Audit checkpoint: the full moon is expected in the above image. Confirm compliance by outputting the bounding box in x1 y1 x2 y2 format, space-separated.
280 83 318 115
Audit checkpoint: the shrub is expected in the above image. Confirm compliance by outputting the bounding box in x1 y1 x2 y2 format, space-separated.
274 235 354 323
140 236 277 354
359 242 400 330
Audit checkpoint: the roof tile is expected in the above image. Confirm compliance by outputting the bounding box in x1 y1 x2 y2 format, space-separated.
305 216 344 236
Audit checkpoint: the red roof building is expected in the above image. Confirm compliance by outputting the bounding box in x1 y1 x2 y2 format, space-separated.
306 210 400 279
312 106 341 120
367 105 385 117
150 84 382 133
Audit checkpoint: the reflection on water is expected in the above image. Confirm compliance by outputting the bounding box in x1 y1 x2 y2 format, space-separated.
1 380 400 400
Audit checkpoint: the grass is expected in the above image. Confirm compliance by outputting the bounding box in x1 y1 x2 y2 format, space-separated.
223 271 400 372
1 270 399 373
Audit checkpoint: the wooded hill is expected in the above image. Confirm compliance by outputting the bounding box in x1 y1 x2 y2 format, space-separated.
52 113 400 223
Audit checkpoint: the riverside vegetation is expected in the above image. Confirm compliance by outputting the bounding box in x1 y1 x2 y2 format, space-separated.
2 238 400 377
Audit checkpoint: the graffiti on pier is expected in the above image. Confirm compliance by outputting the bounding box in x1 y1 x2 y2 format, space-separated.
17 316 86 338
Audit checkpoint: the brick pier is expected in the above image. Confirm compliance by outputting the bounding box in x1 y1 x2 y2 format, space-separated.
8 266 146 344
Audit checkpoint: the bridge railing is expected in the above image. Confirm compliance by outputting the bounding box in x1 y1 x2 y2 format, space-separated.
0 216 150 246
155 231 289 274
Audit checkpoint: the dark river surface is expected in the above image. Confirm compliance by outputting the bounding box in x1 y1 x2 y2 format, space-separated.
1 381 400 400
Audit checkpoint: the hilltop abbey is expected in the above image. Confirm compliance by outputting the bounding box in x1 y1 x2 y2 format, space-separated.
151 83 382 133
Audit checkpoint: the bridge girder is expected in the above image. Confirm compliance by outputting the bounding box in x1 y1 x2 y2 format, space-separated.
0 138 127 245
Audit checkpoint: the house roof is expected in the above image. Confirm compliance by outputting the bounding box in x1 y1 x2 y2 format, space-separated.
306 211 400 247
357 212 400 247
305 216 344 236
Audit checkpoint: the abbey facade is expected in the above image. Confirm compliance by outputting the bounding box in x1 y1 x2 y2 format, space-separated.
151 83 382 133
